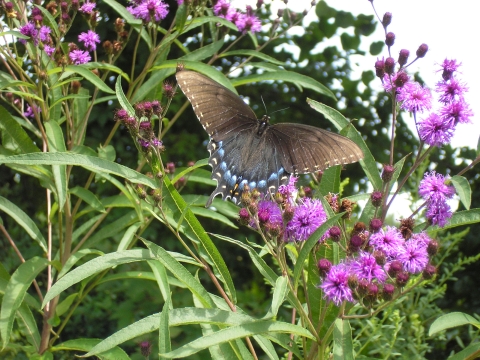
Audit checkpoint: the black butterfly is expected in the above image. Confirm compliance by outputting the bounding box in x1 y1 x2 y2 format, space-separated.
176 70 364 207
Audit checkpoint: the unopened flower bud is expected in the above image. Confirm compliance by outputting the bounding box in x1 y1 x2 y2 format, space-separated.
396 271 409 287
422 264 437 279
427 240 439 256
375 58 385 78
382 283 395 300
398 49 410 67
387 260 403 277
384 57 395 75
400 218 415 240
328 226 341 242
382 12 392 27
394 71 409 88
416 43 428 58
385 32 395 47
381 164 395 182
369 218 383 232
371 191 383 207
140 341 152 357
238 208 250 225
317 258 332 277
373 250 386 266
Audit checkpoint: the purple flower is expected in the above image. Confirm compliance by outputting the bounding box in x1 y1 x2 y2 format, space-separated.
436 78 468 104
127 0 169 23
439 99 473 125
418 112 455 147
19 22 38 45
138 139 150 148
79 1 96 14
320 264 354 306
350 252 387 283
251 200 283 228
44 45 55 57
24 104 41 119
235 13 262 34
418 171 455 203
285 198 327 241
397 81 432 113
426 199 452 227
39 26 51 43
278 175 298 204
438 58 461 81
411 232 431 247
397 239 429 273
213 0 237 21
69 50 91 65
78 30 101 51
382 72 410 93
368 226 404 257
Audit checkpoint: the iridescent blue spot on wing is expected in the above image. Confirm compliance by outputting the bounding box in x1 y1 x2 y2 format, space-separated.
239 179 248 189
258 180 267 188
249 181 257 189
218 147 225 158
268 172 278 182
220 161 227 171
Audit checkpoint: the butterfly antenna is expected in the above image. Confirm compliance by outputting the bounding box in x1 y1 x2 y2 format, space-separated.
260 95 268 114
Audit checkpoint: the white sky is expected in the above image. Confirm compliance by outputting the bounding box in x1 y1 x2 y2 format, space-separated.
234 0 479 149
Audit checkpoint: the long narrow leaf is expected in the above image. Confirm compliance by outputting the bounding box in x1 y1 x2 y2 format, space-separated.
0 257 48 349
162 175 236 303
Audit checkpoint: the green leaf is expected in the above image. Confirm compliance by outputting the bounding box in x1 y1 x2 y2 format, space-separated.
447 343 480 360
48 66 115 94
16 302 41 351
429 312 480 336
0 257 48 349
180 16 238 34
48 94 91 109
84 309 255 356
171 158 209 184
161 320 315 358
159 298 171 358
0 79 36 90
70 186 106 213
0 196 48 252
0 152 157 189
191 206 237 229
152 61 238 94
0 105 41 154
333 319 354 360
266 276 288 318
451 175 471 210
56 293 78 317
44 121 67 210
58 249 104 279
162 176 236 303
115 76 136 117
231 71 335 99
293 213 344 288
82 62 130 82
42 249 155 307
219 50 286 66
319 165 341 195
141 239 215 308
415 209 480 232
51 338 130 360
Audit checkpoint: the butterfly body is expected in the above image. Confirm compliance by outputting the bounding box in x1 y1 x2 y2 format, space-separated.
176 70 364 207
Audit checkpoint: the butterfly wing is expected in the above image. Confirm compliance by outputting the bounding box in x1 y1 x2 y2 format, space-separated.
206 130 289 206
268 123 364 174
176 70 258 142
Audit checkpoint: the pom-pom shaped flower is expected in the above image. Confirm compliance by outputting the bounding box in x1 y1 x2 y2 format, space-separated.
320 264 354 306
285 198 327 241
127 0 169 23
418 171 455 203
69 50 91 64
396 239 429 273
418 113 455 147
78 30 101 51
397 81 432 113
350 252 387 283
369 226 404 257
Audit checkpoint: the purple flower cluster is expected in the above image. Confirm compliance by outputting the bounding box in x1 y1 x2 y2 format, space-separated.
417 59 473 147
213 0 262 34
19 22 54 56
127 0 169 23
320 227 433 306
418 171 455 227
240 180 327 242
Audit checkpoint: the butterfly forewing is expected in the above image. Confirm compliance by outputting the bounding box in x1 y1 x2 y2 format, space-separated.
270 123 364 174
175 70 364 206
176 71 258 142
